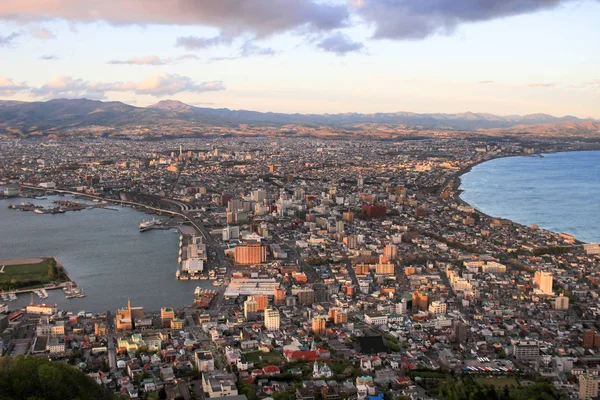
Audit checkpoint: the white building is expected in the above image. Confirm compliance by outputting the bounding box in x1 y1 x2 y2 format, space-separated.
364 313 388 326
512 340 539 361
428 301 447 315
264 308 280 331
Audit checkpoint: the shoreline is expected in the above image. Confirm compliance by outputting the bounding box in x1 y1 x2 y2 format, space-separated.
453 149 600 246
0 256 75 294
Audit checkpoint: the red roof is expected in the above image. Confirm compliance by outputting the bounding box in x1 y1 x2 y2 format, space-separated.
262 365 280 374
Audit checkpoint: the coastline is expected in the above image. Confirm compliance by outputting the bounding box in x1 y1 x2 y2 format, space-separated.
453 150 600 246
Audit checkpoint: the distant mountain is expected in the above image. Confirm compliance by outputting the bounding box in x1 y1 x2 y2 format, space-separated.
0 98 597 138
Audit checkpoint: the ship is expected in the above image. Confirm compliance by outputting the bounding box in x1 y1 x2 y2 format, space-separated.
33 208 45 214
139 218 163 232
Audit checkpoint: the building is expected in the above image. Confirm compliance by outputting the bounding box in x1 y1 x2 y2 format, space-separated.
36 320 65 337
534 271 553 295
234 244 267 265
264 308 280 331
312 316 326 336
364 313 388 326
554 295 569 310
160 307 175 328
170 318 183 330
428 301 447 315
25 303 57 315
361 204 386 218
452 321 468 343
254 293 269 311
116 300 145 331
383 243 398 260
243 297 258 320
412 291 429 312
583 243 600 255
297 289 315 306
274 287 285 305
195 350 215 372
329 308 348 325
512 340 540 361
201 371 238 398
580 374 599 400
375 263 394 276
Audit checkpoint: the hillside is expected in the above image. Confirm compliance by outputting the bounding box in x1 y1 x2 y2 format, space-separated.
0 356 115 400
0 98 598 139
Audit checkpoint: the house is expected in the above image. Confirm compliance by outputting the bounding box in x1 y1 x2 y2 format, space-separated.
202 371 238 398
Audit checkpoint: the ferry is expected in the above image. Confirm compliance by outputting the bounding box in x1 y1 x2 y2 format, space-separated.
139 218 163 232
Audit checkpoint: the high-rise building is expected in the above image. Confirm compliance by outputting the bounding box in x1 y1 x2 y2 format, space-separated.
580 374 599 400
555 295 569 310
412 291 429 312
312 316 326 336
343 211 354 222
584 329 596 348
375 263 395 276
264 308 280 331
534 271 553 295
428 301 447 315
160 307 175 328
254 293 269 311
511 340 540 361
274 287 285 305
234 244 267 265
244 297 258 320
251 189 267 203
297 289 315 306
452 321 468 344
383 243 398 260
329 308 348 325
336 221 345 234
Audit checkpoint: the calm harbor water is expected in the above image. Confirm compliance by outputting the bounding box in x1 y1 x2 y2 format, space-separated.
460 151 600 244
0 195 213 313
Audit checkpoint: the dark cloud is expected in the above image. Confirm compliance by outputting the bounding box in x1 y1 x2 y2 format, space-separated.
29 74 225 99
0 0 348 37
317 32 364 55
354 0 586 40
0 32 20 46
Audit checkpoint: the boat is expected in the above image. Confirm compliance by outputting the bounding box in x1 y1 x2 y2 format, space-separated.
139 218 163 232
213 279 224 286
66 294 77 299
9 293 17 301
33 209 45 214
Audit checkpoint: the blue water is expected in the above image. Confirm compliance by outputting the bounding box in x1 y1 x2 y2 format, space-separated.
0 195 214 313
460 151 600 244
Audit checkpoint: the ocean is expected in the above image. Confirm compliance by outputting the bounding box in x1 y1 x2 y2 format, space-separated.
0 195 214 313
460 151 600 244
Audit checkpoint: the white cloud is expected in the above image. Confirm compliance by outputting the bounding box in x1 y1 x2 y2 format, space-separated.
108 55 199 66
0 77 29 96
29 74 225 99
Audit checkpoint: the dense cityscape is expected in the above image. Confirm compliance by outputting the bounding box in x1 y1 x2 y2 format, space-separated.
0 136 599 399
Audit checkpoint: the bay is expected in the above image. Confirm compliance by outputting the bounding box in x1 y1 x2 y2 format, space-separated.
460 151 600 244
0 195 213 313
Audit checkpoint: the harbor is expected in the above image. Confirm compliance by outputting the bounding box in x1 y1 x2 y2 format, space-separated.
8 199 114 215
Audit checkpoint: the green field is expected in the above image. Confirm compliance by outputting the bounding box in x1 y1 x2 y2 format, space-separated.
474 377 519 389
0 258 64 290
244 351 283 366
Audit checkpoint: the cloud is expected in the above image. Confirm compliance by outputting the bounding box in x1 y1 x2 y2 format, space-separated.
29 73 225 99
353 0 587 40
479 80 494 84
40 54 58 60
108 55 199 66
0 32 20 46
176 33 236 50
528 82 555 87
317 32 364 55
30 27 55 39
0 77 29 96
240 41 276 57
0 0 348 37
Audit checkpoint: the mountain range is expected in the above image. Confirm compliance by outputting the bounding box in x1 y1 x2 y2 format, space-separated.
0 98 598 139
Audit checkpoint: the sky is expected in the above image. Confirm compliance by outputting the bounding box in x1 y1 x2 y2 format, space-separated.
0 0 599 118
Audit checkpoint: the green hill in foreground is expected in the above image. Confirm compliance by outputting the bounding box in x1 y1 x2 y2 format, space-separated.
0 356 115 400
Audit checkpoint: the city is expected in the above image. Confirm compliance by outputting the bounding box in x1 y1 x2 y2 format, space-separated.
0 136 599 399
